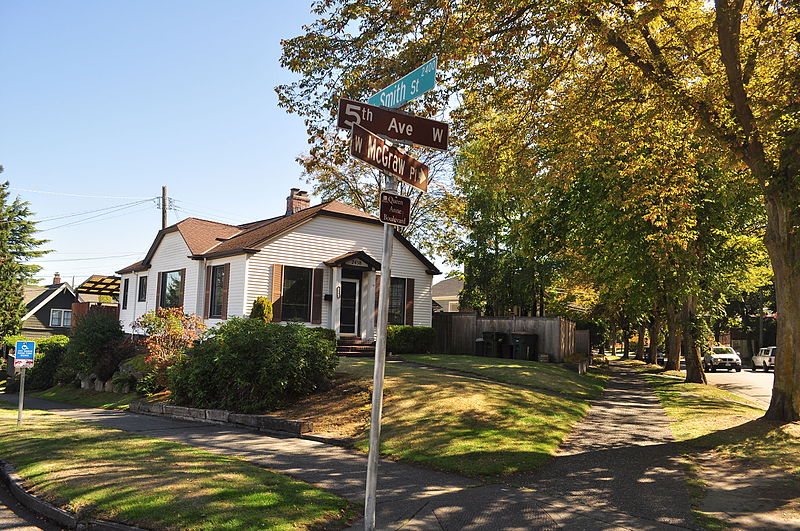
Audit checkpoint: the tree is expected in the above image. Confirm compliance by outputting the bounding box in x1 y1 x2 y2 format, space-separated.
279 0 800 420
0 180 48 338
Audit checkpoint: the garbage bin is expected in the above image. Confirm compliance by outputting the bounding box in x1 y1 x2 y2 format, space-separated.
474 337 486 356
482 332 495 357
511 332 539 361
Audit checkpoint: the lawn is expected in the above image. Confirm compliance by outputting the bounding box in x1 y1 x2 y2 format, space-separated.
0 404 353 530
645 374 800 473
338 357 594 478
402 354 608 399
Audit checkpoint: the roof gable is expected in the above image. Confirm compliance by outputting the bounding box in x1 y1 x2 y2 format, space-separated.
22 283 78 321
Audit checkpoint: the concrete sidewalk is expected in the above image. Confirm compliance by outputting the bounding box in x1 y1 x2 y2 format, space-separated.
1 362 698 530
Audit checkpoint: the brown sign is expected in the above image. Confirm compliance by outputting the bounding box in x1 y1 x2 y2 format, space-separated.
350 123 429 192
338 98 448 151
380 192 411 227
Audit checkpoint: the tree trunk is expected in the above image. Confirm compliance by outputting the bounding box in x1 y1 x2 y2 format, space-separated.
611 328 617 357
648 313 660 365
539 285 546 317
666 303 682 371
764 191 800 421
683 295 707 384
621 326 630 360
635 323 645 361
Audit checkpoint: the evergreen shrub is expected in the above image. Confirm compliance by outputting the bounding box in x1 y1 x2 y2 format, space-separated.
169 318 338 413
386 325 436 354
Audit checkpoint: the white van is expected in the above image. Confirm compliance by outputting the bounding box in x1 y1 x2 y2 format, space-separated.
752 346 777 372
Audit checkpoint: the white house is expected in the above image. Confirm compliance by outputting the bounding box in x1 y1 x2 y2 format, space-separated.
116 189 439 338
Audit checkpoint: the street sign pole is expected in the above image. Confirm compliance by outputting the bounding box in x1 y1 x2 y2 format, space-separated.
17 367 26 426
364 173 397 531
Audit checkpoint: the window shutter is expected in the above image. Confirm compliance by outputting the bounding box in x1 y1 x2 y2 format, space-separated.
404 278 415 325
374 273 380 325
203 266 212 318
311 268 323 324
221 263 230 320
156 272 163 308
271 264 283 322
178 268 186 309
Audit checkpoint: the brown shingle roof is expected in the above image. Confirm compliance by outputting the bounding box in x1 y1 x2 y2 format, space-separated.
116 200 439 274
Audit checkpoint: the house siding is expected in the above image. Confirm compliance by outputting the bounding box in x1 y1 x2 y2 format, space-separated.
245 216 433 328
21 290 75 338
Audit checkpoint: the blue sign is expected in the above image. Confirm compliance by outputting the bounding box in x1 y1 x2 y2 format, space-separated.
15 341 35 360
368 57 437 109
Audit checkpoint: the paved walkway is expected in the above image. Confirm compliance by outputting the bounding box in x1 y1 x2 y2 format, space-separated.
0 481 60 531
1 362 698 530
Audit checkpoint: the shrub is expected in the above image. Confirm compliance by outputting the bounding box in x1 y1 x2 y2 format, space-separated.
133 307 206 390
386 325 435 354
169 319 338 413
60 312 126 383
249 297 273 322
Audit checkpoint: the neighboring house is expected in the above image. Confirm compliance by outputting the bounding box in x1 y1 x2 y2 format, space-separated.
116 189 440 338
21 274 80 339
432 277 464 312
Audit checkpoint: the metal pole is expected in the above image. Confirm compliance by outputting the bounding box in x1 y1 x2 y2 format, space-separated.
161 185 168 229
17 367 26 426
364 174 397 531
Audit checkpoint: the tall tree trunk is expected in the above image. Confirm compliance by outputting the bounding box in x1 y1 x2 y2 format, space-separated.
635 323 646 361
666 303 682 371
611 328 617 358
621 325 630 360
648 312 661 365
539 285 545 317
683 295 707 384
764 190 800 420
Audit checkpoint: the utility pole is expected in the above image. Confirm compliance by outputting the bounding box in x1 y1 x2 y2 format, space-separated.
161 185 168 229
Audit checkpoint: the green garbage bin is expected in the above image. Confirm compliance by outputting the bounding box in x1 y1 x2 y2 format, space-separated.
511 332 539 361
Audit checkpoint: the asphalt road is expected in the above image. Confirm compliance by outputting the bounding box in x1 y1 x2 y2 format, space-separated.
704 365 774 407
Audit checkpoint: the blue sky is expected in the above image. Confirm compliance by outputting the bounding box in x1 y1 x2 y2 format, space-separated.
1 1 329 285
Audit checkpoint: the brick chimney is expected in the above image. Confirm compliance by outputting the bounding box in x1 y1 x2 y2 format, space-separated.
53 272 61 284
286 188 310 215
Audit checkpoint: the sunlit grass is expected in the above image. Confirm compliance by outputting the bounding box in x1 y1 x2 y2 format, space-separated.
402 354 608 399
32 385 140 410
0 404 353 530
341 358 594 478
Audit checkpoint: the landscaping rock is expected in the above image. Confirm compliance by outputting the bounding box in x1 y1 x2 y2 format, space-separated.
163 405 190 418
206 409 229 423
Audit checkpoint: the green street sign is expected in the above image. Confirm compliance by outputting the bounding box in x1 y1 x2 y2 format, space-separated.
368 57 437 109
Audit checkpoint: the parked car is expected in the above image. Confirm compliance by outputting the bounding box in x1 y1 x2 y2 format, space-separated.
752 346 777 372
703 346 742 372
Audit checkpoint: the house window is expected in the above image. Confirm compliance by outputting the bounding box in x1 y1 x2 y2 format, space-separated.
137 276 147 302
282 266 312 322
50 309 72 327
159 270 184 308
388 278 406 325
448 301 459 312
122 278 129 309
209 265 226 318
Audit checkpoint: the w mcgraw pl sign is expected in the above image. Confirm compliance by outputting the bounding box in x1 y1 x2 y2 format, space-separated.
349 123 429 192
338 98 448 151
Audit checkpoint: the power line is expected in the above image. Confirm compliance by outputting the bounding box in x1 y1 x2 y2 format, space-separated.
30 253 142 263
10 187 153 199
38 204 155 231
35 198 158 223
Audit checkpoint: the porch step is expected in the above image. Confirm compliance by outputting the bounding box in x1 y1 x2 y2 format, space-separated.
336 338 376 357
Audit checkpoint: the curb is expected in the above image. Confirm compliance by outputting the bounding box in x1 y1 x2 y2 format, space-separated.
0 460 148 530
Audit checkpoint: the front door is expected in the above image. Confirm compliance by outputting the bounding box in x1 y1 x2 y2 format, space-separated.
340 279 360 335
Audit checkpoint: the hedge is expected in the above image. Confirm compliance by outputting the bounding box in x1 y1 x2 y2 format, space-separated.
4 335 70 391
169 319 338 413
387 325 435 354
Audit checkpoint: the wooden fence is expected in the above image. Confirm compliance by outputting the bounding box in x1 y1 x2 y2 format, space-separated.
432 312 577 362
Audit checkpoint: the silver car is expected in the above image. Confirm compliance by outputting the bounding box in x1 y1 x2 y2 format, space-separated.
752 346 777 372
704 346 742 372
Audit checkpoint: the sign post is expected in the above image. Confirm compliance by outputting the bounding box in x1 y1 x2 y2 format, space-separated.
14 341 36 426
364 174 397 531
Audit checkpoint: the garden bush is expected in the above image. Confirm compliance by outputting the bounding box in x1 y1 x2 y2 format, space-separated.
57 312 125 384
169 319 338 413
386 325 435 354
249 296 273 322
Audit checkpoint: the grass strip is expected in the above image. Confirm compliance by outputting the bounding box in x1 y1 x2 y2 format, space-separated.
402 354 607 399
340 358 593 478
0 405 353 530
31 385 140 410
